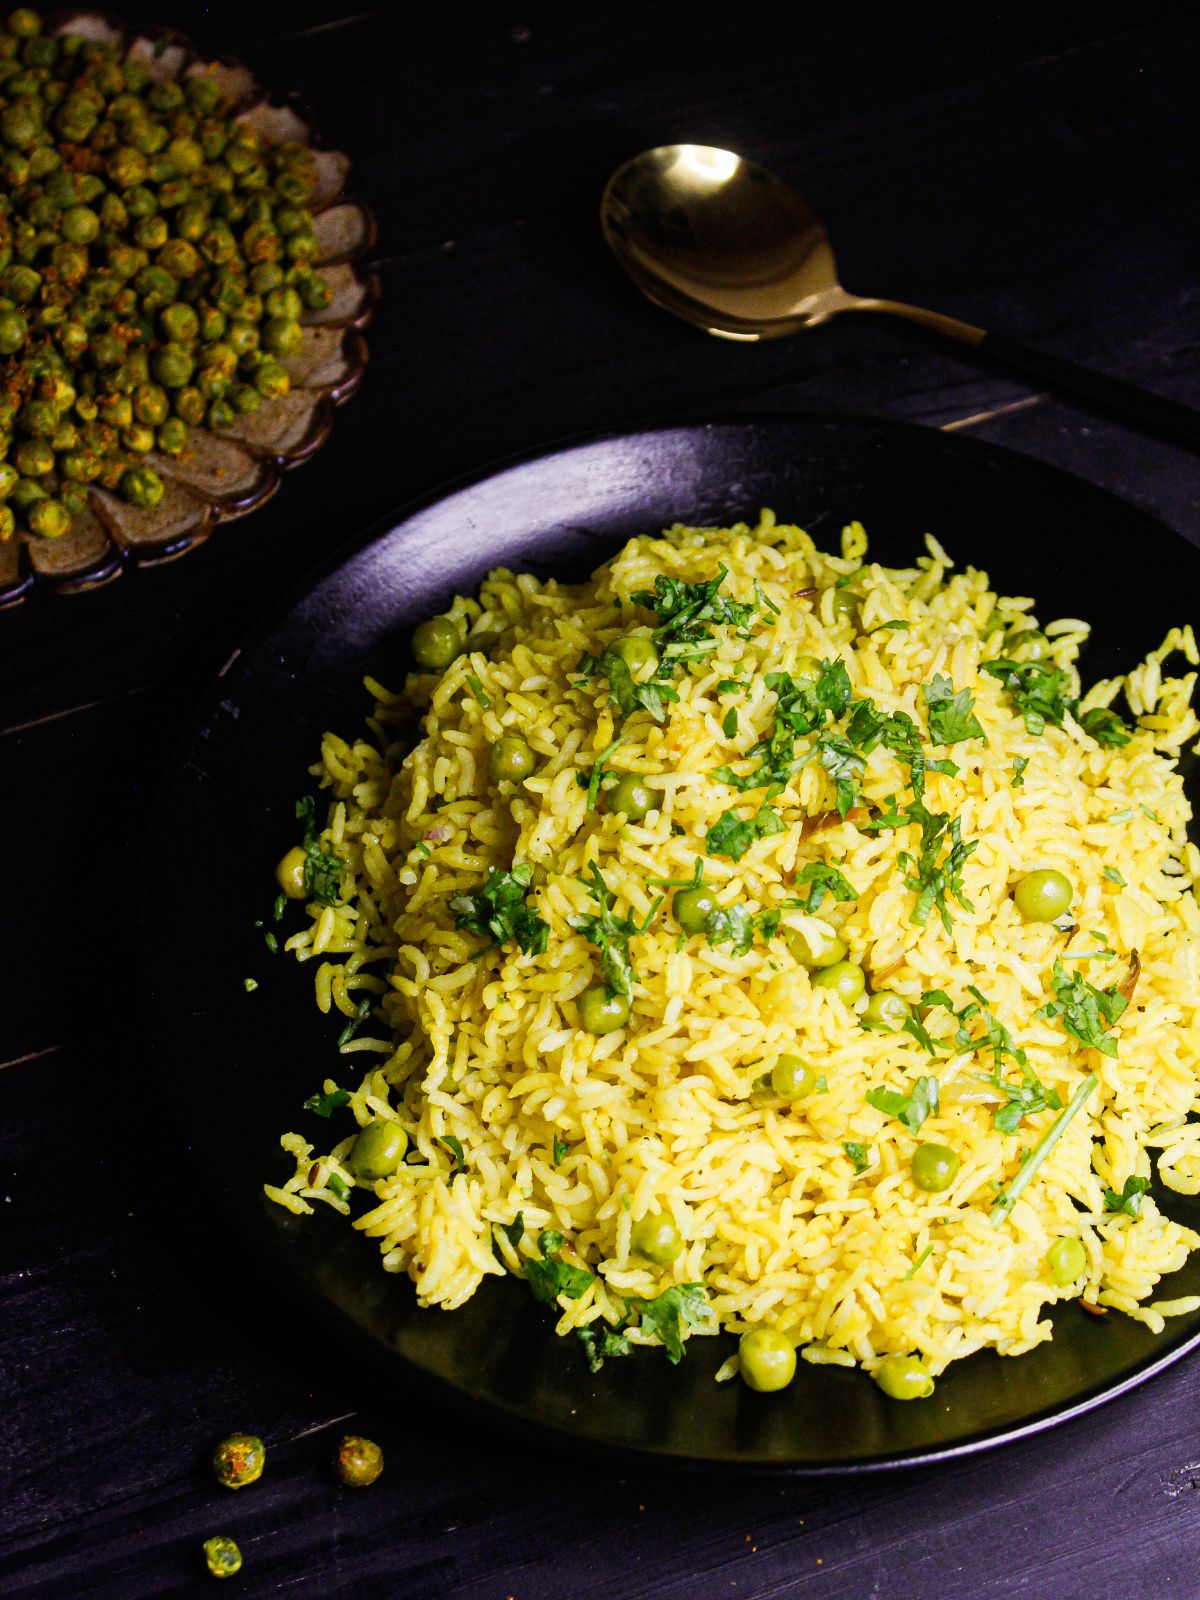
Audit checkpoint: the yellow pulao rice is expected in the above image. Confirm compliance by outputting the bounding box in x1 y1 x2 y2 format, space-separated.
265 512 1200 1380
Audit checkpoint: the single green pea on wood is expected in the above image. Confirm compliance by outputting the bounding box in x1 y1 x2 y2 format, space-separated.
0 5 324 544
211 1431 265 1489
333 1434 384 1487
202 1535 243 1579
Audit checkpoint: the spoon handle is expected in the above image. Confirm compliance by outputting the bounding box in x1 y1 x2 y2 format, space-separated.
854 297 1200 449
977 333 1200 449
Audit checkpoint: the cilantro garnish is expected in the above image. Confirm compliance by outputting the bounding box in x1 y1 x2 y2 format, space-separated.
1103 866 1126 887
705 904 780 956
243 977 258 993
624 1283 709 1363
989 1063 1063 1135
466 673 490 708
1011 755 1028 788
904 1243 934 1281
631 566 757 649
923 674 985 745
843 1140 871 1174
578 648 680 723
439 1135 467 1181
705 800 787 862
1078 706 1132 749
981 657 1072 736
571 863 660 997
295 795 343 905
450 863 549 956
580 737 623 809
990 1072 1097 1227
1102 1176 1152 1217
791 861 857 914
816 735 864 816
576 1324 634 1372
303 1087 350 1118
553 1136 568 1166
893 800 977 932
524 1229 593 1304
865 1075 939 1133
497 1212 525 1250
1038 959 1128 1058
327 1173 351 1201
336 996 371 1048
722 706 739 738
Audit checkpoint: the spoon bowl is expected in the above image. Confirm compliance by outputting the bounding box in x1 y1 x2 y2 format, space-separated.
600 143 1200 447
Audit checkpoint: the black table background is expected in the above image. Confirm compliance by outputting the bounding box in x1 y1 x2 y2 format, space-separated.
4 4 1200 1595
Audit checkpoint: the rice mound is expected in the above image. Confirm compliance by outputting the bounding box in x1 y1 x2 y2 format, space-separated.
265 512 1200 1380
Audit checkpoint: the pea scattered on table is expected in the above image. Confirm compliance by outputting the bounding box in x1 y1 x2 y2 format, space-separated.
211 1431 265 1489
333 1434 384 1487
202 1535 243 1579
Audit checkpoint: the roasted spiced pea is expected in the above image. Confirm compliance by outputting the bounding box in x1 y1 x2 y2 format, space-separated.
0 308 28 354
261 314 303 357
348 1120 407 1181
1047 1237 1087 1286
782 922 846 969
333 1435 384 1487
61 203 99 244
609 774 654 820
411 616 462 670
211 1432 265 1489
611 633 659 680
252 359 289 398
202 1535 242 1578
631 1211 683 1264
159 302 200 343
861 990 912 1032
1013 869 1073 923
120 465 164 509
27 499 70 538
810 959 865 1004
152 343 194 388
489 735 536 784
911 1143 959 1193
739 1327 797 1393
157 417 188 454
133 382 170 426
673 883 718 935
578 985 630 1034
873 1354 934 1400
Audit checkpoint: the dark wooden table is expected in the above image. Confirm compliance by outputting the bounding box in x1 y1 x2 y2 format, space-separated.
4 4 1200 1595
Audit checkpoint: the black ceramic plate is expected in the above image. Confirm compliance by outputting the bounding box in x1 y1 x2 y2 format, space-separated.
139 414 1200 1472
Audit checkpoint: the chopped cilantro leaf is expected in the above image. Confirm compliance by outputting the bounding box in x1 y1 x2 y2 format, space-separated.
1103 866 1126 886
525 1229 593 1304
243 977 258 993
705 800 786 861
904 1243 934 1280
439 1135 467 1181
336 996 371 1047
989 1064 1063 1135
631 566 757 646
553 1136 568 1166
982 657 1072 736
722 706 739 739
924 674 985 745
624 1283 709 1363
466 673 491 708
303 1088 350 1118
272 893 286 923
1011 755 1029 788
716 678 745 695
583 737 623 810
817 735 864 816
576 1325 633 1372
1102 1176 1152 1217
295 795 343 905
1078 706 1132 749
578 649 680 723
571 863 659 997
895 800 977 932
843 1140 871 1174
791 861 857 913
865 1075 939 1133
498 1211 525 1249
1038 959 1128 1057
451 863 550 956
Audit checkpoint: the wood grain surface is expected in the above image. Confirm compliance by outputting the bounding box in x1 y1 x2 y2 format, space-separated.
3 3 1200 1595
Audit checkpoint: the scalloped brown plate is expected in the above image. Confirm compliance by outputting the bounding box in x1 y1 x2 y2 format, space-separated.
139 415 1200 1472
0 9 378 608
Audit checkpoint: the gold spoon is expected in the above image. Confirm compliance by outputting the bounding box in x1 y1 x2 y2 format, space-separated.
601 144 1200 446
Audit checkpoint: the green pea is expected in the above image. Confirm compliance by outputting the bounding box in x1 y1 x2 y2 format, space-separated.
738 1328 797 1393
211 1431 265 1489
157 417 188 455
489 736 536 784
1009 628 1050 660
27 499 70 539
578 985 630 1035
202 1536 243 1578
782 923 846 970
792 654 822 683
0 462 17 499
608 774 654 820
829 587 861 626
61 204 99 244
411 616 462 671
0 506 14 542
1047 1236 1087 1286
631 1211 683 1264
261 315 303 357
1013 869 1073 923
120 466 164 509
13 437 53 476
349 1120 407 1181
610 633 659 680
861 990 912 1033
333 1434 384 1488
911 1143 959 1193
769 1054 818 1099
0 308 28 354
673 884 717 935
873 1354 935 1401
159 302 199 343
252 360 289 398
151 343 194 388
810 960 865 1004
133 382 170 426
